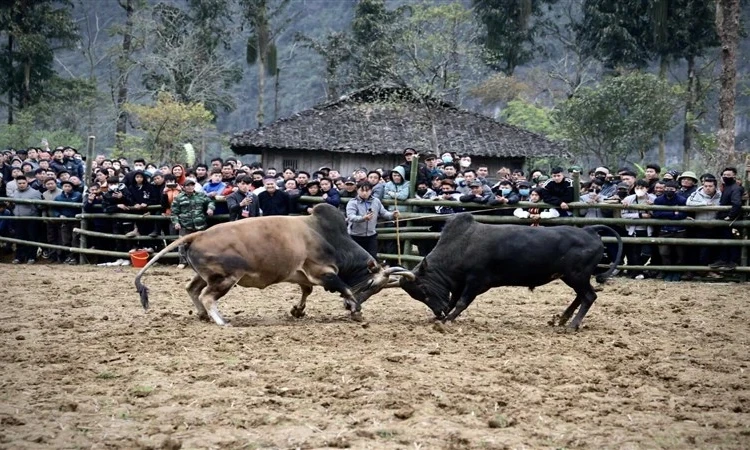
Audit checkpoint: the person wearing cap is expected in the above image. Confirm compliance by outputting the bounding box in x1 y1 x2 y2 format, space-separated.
710 167 745 271
52 180 82 264
171 179 215 268
339 176 358 199
676 171 698 200
540 166 574 216
652 180 688 281
460 179 492 204
423 153 442 179
398 147 430 184
663 169 680 181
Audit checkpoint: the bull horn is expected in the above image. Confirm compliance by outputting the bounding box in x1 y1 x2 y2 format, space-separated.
384 266 409 275
386 267 417 281
385 279 402 288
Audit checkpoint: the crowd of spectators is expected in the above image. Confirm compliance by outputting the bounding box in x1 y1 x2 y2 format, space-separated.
0 145 746 278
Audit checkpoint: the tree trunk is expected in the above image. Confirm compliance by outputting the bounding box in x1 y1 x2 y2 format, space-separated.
274 67 280 121
115 0 134 153
657 56 668 168
256 32 266 128
715 0 740 166
21 60 31 109
7 34 13 124
683 54 696 170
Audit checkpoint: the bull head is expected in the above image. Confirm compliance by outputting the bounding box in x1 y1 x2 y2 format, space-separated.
351 260 415 306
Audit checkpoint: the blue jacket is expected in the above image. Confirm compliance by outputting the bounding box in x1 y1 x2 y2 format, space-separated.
52 191 82 218
653 194 687 233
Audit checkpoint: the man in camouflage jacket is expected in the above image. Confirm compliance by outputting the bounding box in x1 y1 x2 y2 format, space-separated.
170 179 215 268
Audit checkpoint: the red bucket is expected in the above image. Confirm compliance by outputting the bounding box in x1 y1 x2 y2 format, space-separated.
130 250 149 268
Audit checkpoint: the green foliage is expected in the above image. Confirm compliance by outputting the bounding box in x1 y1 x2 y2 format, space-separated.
0 0 80 118
501 99 561 140
473 0 555 75
554 72 683 166
124 92 215 164
350 0 402 87
0 110 84 150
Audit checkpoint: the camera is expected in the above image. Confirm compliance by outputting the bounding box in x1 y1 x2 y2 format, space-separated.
110 183 126 194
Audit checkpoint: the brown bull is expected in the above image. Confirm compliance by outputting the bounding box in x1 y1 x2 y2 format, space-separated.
134 203 412 326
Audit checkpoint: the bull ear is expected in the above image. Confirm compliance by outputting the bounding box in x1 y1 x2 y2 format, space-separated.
367 259 380 273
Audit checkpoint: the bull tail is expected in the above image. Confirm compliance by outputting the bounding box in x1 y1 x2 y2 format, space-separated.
585 225 623 283
134 232 200 310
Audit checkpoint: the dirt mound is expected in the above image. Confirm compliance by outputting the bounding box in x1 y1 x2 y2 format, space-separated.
1 265 748 449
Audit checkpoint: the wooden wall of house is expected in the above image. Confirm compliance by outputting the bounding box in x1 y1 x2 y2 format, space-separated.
250 149 526 180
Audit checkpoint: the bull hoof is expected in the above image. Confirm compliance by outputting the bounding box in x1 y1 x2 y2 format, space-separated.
197 312 211 322
350 311 364 322
290 306 306 319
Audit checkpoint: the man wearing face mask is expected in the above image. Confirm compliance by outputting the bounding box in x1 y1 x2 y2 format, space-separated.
710 167 745 270
593 167 617 199
621 180 657 279
487 179 520 216
652 181 688 281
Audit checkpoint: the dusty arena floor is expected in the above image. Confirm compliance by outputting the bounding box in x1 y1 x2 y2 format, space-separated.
1 264 749 449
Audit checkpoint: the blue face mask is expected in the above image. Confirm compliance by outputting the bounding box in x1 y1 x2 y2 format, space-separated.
519 188 530 197
501 188 512 196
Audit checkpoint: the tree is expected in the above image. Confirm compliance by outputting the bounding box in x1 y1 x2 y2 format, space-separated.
240 0 291 127
350 0 404 87
500 99 560 139
554 73 682 167
123 91 214 163
715 0 740 166
294 31 351 101
473 0 555 75
0 0 80 123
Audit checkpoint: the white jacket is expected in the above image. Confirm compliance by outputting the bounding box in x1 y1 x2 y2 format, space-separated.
686 187 721 221
513 206 559 219
621 193 656 236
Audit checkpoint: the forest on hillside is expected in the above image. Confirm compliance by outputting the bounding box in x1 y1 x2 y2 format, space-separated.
0 0 748 171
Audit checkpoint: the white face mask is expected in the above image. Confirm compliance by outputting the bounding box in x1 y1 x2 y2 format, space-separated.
635 189 647 198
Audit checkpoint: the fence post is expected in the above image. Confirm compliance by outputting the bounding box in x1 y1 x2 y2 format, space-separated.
402 154 420 268
741 154 750 281
572 170 581 219
80 135 95 264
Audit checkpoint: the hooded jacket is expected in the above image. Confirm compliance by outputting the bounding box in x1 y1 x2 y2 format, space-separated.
383 166 410 212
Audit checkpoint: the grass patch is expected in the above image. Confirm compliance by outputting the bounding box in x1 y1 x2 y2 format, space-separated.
96 371 120 379
130 385 154 398
376 429 398 439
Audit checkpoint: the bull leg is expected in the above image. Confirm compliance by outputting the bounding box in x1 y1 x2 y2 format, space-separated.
291 284 313 318
443 282 486 322
319 273 358 312
567 284 597 330
555 296 582 327
198 277 237 326
186 274 210 321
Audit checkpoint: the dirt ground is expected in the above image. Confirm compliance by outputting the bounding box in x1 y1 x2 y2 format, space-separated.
1 264 749 450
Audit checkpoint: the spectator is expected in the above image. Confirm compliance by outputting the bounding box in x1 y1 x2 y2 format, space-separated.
540 167 574 216
126 171 159 239
102 176 135 263
645 163 661 193
319 177 340 208
203 170 226 199
226 175 259 221
652 181 688 281
579 179 607 218
0 202 12 252
383 166 410 213
171 164 187 186
52 180 82 264
171 179 215 269
258 177 290 216
346 181 398 259
621 179 656 279
398 148 430 184
10 176 42 264
41 177 63 261
488 179 520 215
194 163 209 184
299 179 322 214
83 183 109 256
686 176 721 275
676 171 699 200
366 171 385 200
514 187 559 226
710 167 744 271
460 180 492 204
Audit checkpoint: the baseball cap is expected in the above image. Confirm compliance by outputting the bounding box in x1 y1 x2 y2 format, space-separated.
344 176 356 185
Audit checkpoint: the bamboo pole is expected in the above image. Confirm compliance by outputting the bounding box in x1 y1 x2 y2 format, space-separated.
73 228 179 241
0 216 79 222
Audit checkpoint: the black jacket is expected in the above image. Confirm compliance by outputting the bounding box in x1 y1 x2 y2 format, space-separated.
226 190 259 221
716 182 744 220
258 190 290 216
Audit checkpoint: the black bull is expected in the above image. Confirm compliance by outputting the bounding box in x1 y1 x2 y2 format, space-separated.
399 213 623 329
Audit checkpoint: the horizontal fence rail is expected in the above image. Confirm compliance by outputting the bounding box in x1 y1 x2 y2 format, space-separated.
1 191 747 275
